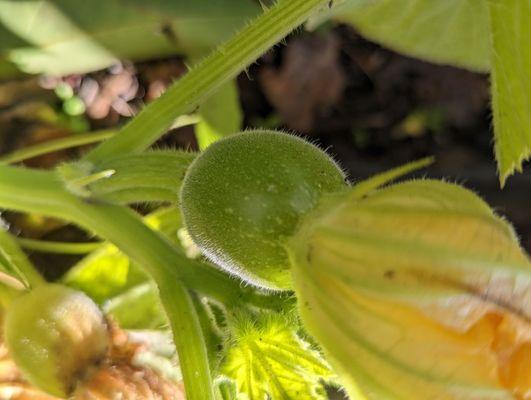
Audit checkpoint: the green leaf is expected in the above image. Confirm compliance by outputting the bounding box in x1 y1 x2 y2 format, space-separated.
327 0 490 72
0 0 260 75
323 0 531 184
0 224 43 289
103 282 167 329
62 242 148 304
89 150 196 204
222 313 332 400
62 207 182 304
196 80 243 150
489 0 531 186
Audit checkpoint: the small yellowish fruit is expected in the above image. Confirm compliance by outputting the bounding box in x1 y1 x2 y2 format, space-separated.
4 284 109 398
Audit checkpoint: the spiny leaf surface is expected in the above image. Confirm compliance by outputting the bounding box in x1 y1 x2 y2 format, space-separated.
223 314 333 400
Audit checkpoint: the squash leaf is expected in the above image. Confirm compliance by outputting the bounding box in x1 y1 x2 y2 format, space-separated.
326 0 490 72
489 0 531 186
222 313 333 400
62 241 148 304
326 0 531 184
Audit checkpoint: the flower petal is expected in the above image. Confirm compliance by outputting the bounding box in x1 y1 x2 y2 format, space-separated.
291 180 531 399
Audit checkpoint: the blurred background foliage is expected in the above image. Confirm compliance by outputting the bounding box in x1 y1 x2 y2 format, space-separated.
0 1 529 398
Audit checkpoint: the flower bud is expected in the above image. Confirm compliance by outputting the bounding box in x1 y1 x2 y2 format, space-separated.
290 179 531 399
4 284 109 397
181 130 346 289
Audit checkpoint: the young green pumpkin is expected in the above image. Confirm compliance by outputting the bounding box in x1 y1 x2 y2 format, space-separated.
4 284 109 398
181 130 347 289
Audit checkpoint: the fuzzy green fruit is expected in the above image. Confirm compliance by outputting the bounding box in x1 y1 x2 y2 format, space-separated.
181 130 347 289
4 284 109 397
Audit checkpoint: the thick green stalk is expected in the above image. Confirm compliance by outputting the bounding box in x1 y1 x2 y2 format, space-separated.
0 167 284 308
0 165 214 399
84 0 330 164
17 238 102 255
89 151 196 204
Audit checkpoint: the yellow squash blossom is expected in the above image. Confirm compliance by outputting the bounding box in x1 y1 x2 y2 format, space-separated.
290 179 531 399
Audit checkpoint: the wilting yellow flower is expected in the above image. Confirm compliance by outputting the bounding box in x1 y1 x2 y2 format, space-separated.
289 179 531 399
0 317 184 400
4 284 109 398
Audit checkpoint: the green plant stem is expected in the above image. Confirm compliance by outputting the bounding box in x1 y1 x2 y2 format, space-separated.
0 167 286 308
0 130 115 165
84 0 331 165
0 115 201 167
17 238 103 254
0 165 213 399
0 165 289 398
0 229 45 289
90 151 196 204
